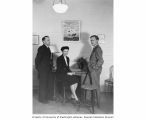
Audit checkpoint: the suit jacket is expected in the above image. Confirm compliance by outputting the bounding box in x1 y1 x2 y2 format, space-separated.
88 45 104 72
35 44 52 72
56 54 71 81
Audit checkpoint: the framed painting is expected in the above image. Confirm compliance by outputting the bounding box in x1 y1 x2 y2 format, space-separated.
62 20 80 41
98 34 105 44
33 35 39 45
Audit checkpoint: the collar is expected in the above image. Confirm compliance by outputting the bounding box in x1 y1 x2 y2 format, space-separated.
93 44 99 49
94 44 99 48
63 56 67 58
44 44 49 48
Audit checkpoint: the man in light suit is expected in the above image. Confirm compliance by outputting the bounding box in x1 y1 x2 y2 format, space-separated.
88 35 104 105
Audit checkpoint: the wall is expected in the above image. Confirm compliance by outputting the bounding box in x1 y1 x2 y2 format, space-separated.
33 0 113 91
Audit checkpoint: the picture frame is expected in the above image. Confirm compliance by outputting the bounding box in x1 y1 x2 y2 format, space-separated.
62 20 80 41
33 35 39 45
98 34 105 44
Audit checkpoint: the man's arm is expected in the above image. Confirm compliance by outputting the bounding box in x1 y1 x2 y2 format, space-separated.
94 47 104 68
88 47 104 71
35 47 43 71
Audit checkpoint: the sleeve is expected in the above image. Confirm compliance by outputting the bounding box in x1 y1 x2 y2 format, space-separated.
88 47 104 71
94 47 104 68
35 47 43 71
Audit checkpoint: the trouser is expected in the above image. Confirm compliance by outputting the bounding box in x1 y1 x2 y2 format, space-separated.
38 71 53 102
90 68 102 103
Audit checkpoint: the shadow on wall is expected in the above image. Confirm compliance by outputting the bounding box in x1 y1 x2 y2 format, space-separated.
78 32 92 59
71 32 92 69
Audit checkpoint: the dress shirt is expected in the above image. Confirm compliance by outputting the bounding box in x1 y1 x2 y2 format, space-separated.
64 56 68 66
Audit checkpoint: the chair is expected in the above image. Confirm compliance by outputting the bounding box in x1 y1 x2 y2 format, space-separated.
62 82 70 103
55 79 68 103
55 77 71 104
104 65 114 93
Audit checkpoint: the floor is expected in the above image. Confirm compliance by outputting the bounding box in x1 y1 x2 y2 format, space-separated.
33 91 113 114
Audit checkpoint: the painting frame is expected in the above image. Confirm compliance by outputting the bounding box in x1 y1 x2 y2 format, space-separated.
98 34 105 44
62 20 80 41
33 35 39 45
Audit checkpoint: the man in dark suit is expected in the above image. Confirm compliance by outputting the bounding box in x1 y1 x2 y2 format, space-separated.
56 46 79 101
35 36 53 103
88 35 104 105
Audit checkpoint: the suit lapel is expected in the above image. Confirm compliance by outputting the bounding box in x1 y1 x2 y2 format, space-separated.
61 55 67 66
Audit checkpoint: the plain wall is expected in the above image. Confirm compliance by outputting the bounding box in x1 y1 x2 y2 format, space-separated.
33 0 113 91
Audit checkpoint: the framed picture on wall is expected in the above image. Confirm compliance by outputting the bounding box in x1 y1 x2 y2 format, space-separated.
62 20 80 41
98 34 105 44
33 35 39 45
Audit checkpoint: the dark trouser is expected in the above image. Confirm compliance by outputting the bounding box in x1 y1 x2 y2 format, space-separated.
38 71 53 102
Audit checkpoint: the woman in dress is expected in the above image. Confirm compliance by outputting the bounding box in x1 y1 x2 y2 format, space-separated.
56 46 79 101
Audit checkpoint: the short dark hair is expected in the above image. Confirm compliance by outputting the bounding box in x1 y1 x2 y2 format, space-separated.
90 35 99 40
61 46 69 51
42 36 49 41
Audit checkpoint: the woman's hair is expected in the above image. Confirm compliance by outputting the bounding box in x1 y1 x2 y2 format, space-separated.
61 46 69 51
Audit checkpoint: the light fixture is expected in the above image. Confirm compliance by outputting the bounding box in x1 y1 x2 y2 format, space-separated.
52 0 68 13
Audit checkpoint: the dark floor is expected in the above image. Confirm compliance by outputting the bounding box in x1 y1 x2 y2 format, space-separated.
33 91 113 114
